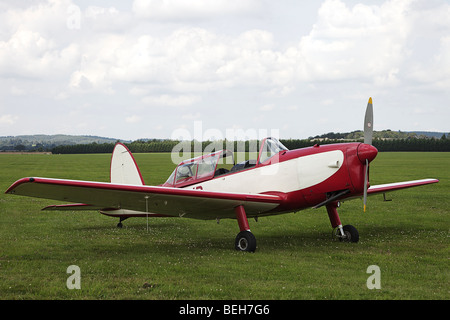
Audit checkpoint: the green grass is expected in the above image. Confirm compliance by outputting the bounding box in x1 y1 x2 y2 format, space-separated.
0 152 448 300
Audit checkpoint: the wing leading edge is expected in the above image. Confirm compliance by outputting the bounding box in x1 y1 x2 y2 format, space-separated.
341 178 439 202
367 178 439 196
5 177 283 220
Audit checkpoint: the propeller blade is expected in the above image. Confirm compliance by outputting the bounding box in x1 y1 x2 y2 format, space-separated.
363 159 369 212
364 97 374 145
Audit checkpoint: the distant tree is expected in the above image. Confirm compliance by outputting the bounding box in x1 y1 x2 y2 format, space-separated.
15 144 26 151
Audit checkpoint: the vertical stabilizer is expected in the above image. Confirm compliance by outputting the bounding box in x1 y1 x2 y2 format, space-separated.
110 143 145 185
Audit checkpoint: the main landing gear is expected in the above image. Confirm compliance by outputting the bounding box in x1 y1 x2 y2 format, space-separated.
115 203 357 250
234 205 257 252
233 202 359 252
326 201 359 243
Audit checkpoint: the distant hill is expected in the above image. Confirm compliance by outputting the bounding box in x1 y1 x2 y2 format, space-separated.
407 131 448 139
1 131 448 152
0 134 128 151
310 130 449 140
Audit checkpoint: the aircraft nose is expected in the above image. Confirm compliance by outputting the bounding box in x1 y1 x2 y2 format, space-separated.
357 143 378 164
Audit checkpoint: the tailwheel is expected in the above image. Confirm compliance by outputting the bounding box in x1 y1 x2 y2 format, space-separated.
235 231 257 252
117 217 128 228
335 224 359 243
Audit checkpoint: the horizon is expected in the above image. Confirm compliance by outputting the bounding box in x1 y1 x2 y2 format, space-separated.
1 129 448 143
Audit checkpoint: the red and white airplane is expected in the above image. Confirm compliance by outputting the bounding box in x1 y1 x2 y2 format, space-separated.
5 98 439 252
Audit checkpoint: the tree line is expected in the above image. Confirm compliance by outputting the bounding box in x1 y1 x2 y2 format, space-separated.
49 137 450 154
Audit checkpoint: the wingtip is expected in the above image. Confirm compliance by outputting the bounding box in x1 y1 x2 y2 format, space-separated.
5 177 38 194
368 97 372 104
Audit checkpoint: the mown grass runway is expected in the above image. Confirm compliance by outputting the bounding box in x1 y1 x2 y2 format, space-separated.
0 152 448 299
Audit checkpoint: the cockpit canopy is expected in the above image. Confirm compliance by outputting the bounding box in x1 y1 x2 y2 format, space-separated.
162 149 234 187
162 137 288 187
258 137 288 164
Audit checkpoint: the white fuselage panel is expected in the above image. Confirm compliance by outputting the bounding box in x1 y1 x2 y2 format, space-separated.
189 150 344 194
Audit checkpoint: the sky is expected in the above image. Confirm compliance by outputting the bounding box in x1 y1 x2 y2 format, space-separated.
1 0 449 141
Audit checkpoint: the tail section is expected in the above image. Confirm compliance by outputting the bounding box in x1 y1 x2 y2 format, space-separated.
110 143 145 185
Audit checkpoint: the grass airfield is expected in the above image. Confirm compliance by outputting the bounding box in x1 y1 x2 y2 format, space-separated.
0 151 448 300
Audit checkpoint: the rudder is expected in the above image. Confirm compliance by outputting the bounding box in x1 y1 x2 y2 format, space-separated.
110 143 145 185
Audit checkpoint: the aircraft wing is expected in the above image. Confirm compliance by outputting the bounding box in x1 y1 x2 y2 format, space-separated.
367 178 439 196
5 177 283 220
333 178 439 205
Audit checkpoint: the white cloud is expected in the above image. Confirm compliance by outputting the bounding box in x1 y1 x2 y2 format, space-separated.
125 115 141 123
141 94 201 107
132 0 260 20
0 28 79 79
10 86 26 96
0 114 18 125
5 0 446 95
237 29 274 50
294 0 413 83
0 0 449 138
321 99 334 106
408 35 450 89
181 113 201 120
260 104 275 111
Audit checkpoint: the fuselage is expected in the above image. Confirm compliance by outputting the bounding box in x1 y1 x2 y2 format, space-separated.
170 142 378 215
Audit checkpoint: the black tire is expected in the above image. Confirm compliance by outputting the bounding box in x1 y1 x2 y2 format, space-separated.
339 225 359 243
235 231 257 252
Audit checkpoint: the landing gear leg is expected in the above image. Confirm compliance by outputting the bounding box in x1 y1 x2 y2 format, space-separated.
326 202 359 243
117 217 128 228
234 205 256 252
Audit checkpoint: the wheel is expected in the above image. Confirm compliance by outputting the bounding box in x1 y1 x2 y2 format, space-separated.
339 225 359 243
235 231 257 252
117 217 128 228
